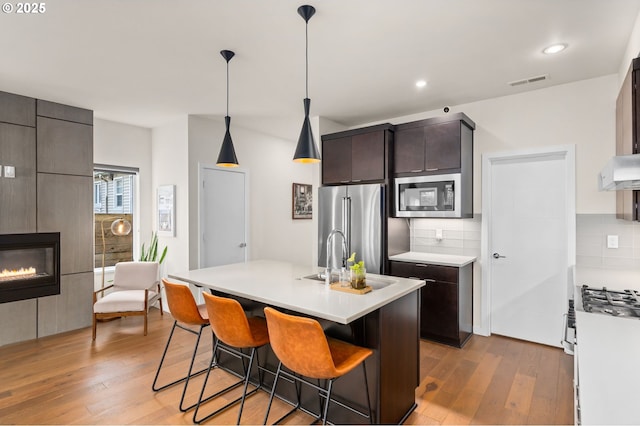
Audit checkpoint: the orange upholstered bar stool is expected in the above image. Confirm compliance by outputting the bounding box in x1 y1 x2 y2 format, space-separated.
193 292 270 424
263 307 373 425
152 279 210 411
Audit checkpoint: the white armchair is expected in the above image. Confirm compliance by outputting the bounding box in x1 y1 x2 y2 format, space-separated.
92 261 163 340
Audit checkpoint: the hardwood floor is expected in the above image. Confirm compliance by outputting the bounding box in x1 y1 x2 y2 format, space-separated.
0 310 574 425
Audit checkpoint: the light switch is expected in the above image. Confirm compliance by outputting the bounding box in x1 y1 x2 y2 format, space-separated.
3 165 15 178
607 235 619 249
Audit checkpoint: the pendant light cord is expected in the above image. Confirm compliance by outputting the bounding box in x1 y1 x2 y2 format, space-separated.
226 60 230 116
305 20 309 99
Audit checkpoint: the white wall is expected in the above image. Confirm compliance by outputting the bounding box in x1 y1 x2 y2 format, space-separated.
151 117 190 278
187 115 316 267
93 118 152 288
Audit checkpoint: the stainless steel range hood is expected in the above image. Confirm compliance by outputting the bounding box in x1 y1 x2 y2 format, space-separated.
599 154 640 190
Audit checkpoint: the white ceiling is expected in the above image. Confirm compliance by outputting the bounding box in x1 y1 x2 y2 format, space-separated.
1 0 640 135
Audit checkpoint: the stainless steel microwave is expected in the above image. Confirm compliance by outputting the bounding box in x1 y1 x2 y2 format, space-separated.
394 174 463 218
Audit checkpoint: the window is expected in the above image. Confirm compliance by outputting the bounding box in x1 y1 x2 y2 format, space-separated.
114 177 124 208
94 182 102 210
94 166 138 268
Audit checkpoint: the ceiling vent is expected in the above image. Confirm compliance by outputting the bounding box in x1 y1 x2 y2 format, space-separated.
508 74 549 87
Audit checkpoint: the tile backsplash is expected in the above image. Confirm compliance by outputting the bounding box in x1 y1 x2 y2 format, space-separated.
576 214 640 268
410 215 481 258
409 214 640 269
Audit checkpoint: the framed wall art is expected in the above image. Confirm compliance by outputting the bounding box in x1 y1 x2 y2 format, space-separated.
292 183 312 220
157 184 175 236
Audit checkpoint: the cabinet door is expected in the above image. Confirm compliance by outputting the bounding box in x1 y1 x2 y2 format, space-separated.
421 280 459 340
424 121 461 171
351 131 385 182
394 127 425 173
322 136 351 184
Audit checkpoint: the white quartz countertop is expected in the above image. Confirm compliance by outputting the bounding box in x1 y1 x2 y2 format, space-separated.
389 251 477 267
169 259 424 324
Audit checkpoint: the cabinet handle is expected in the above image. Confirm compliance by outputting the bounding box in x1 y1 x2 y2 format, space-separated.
415 264 430 267
352 179 362 182
426 168 439 171
410 169 423 173
424 278 436 283
340 180 350 183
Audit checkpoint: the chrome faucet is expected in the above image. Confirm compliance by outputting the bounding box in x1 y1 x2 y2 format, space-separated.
325 229 348 286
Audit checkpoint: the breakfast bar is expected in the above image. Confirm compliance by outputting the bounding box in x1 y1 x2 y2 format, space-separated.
170 259 424 424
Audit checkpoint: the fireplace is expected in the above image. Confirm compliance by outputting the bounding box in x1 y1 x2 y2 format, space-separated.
0 233 60 304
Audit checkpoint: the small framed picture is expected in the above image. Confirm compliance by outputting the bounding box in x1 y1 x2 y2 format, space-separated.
292 183 312 220
157 184 175 236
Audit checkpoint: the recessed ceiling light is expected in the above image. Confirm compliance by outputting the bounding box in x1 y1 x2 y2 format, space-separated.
543 43 567 55
416 80 427 88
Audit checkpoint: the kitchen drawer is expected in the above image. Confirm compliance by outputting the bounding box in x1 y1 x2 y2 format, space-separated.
390 260 457 283
414 263 458 283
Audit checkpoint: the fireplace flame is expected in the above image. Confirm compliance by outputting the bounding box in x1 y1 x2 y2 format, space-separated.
0 267 37 280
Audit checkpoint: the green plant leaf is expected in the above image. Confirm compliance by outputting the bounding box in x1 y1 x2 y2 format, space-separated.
158 246 168 264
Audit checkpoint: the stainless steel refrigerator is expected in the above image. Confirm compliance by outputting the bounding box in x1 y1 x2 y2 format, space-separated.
318 184 385 274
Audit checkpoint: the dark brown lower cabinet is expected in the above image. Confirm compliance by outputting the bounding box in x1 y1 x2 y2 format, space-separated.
389 260 473 348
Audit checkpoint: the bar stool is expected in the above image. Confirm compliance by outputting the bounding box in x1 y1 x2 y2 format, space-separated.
194 292 270 425
263 307 373 425
152 279 210 412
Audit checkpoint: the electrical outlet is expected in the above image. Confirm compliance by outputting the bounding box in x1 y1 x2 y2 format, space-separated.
607 235 619 249
435 229 443 241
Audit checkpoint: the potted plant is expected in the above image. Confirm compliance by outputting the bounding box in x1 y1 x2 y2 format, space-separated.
347 252 366 289
139 232 167 264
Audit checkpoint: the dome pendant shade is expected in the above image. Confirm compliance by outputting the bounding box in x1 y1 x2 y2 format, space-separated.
217 116 238 167
293 98 320 163
216 50 239 168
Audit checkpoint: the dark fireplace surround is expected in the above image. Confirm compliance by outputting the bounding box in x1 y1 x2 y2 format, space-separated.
0 233 60 304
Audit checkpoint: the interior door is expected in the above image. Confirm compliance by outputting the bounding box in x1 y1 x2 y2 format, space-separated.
201 166 247 267
488 152 570 347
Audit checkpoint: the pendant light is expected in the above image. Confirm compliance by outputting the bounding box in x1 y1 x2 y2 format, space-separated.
216 50 239 167
293 5 321 164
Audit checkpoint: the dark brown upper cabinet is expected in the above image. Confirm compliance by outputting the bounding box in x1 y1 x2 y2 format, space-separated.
616 57 640 221
394 113 475 176
321 124 393 185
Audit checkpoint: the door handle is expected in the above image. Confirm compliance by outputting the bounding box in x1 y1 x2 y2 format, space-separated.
239 243 247 248
492 252 506 259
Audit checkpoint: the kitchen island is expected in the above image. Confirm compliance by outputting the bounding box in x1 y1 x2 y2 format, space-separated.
170 259 424 424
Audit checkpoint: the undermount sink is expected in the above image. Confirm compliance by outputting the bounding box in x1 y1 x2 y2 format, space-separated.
300 273 395 290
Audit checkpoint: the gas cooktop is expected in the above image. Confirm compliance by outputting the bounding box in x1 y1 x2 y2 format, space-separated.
581 285 640 318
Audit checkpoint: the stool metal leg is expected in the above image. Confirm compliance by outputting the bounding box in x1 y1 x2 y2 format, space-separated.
263 361 282 425
152 321 209 413
362 362 373 424
236 347 256 424
321 379 334 425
